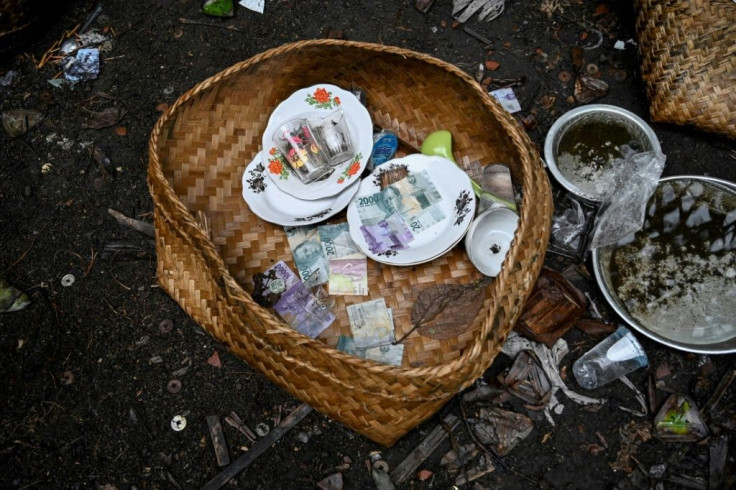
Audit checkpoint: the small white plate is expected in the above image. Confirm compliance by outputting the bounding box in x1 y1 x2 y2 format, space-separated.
262 84 372 200
242 152 360 226
346 154 476 266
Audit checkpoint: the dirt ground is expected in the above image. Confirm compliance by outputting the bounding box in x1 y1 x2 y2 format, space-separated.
1 0 735 489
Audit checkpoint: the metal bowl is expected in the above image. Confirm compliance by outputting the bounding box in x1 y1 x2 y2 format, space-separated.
591 176 736 354
544 104 661 202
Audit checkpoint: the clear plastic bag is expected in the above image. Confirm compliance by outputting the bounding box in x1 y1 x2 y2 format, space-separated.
587 148 666 250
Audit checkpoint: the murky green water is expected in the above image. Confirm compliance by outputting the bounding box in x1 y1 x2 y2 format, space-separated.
607 179 736 345
555 116 646 197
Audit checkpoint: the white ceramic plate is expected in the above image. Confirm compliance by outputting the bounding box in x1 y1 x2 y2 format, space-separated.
346 154 476 266
242 151 360 226
261 84 372 200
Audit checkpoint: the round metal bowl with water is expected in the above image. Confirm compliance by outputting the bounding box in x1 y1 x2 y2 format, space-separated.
592 176 736 354
544 104 661 202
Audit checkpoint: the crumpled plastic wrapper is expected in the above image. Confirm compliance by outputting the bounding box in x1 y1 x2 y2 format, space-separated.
588 148 667 250
62 48 100 82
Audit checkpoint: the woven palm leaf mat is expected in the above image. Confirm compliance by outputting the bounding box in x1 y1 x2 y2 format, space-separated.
148 39 552 445
635 0 736 139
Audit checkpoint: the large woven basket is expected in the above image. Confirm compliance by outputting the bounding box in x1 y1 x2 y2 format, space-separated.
148 39 552 446
635 0 736 139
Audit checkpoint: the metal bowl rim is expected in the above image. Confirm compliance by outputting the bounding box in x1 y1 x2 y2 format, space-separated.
543 104 662 203
591 175 736 354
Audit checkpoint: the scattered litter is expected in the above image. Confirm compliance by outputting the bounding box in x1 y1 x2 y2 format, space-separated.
417 469 433 481
159 318 174 334
574 74 608 104
586 149 666 250
60 370 74 385
171 414 187 431
415 0 434 13
0 277 31 312
370 452 396 490
515 267 587 346
2 109 43 137
107 209 155 238
224 411 257 442
469 407 533 456
203 403 312 488
611 420 651 473
206 415 231 467
390 414 460 485
558 70 572 83
167 379 182 394
61 274 75 287
202 0 235 17
654 394 708 442
62 48 100 82
254 422 270 437
207 350 222 368
440 443 478 473
82 107 126 129
0 70 19 87
454 452 494 486
453 0 505 23
547 192 596 260
317 472 343 490
489 87 521 113
239 0 264 14
500 350 553 409
502 332 603 425
573 326 648 389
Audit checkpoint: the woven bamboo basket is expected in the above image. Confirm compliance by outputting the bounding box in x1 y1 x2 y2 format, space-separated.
635 0 736 139
148 39 552 446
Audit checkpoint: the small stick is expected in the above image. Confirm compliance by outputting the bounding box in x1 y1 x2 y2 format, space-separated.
202 403 313 490
390 413 460 484
206 415 231 467
108 208 155 238
462 26 493 46
179 18 248 33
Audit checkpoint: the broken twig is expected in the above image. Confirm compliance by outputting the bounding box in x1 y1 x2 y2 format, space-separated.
390 414 460 484
108 208 155 238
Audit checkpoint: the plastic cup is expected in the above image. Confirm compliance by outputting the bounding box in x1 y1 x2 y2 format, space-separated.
311 109 355 166
572 326 648 389
272 117 333 184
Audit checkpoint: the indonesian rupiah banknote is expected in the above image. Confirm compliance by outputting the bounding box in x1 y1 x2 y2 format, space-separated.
346 298 394 349
284 225 329 285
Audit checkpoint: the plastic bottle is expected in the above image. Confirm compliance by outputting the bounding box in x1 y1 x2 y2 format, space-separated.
572 325 648 389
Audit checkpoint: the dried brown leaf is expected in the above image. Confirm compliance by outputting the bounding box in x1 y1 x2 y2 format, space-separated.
412 278 491 340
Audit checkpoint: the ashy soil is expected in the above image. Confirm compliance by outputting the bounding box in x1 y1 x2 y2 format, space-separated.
1 1 735 489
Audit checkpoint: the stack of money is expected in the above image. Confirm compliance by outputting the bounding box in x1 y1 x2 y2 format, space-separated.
354 170 445 254
263 261 336 338
341 298 403 366
285 222 368 296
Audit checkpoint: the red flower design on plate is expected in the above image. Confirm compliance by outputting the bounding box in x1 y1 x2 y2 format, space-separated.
336 153 363 184
313 88 330 104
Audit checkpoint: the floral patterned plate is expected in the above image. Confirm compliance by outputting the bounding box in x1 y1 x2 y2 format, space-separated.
346 154 477 266
242 151 361 226
262 84 372 200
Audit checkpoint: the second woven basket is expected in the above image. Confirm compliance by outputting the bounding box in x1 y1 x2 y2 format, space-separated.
148 39 552 446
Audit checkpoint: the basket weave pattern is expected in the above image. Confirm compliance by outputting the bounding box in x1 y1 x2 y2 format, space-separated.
148 40 552 446
635 0 736 139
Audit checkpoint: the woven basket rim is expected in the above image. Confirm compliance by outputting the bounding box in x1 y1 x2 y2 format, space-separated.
148 38 548 381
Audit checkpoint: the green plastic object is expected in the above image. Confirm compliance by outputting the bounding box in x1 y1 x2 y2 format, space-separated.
420 129 456 163
420 130 517 211
202 0 235 17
